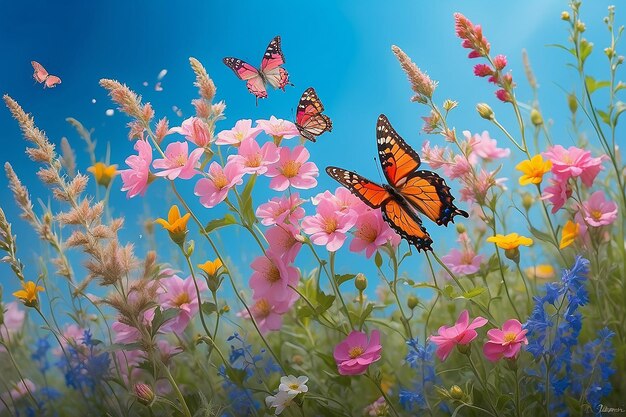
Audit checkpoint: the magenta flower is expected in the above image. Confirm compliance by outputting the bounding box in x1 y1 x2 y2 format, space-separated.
265 224 303 263
256 193 306 227
215 119 262 146
239 294 297 334
153 141 203 180
483 319 528 362
158 274 208 334
168 116 212 147
227 137 279 175
302 197 357 252
465 130 510 161
266 146 319 191
256 116 300 140
333 330 382 375
430 310 487 361
350 210 400 258
541 178 572 213
249 251 299 303
441 233 483 275
581 191 618 227
543 145 606 186
120 139 153 198
194 161 245 208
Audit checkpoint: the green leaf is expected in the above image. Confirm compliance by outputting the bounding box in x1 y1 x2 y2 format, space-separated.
585 76 610 94
316 291 336 315
239 174 258 226
613 101 626 126
580 41 594 62
357 303 374 329
460 286 487 299
101 342 144 352
150 307 179 337
225 367 248 387
374 251 383 268
597 109 611 125
201 301 217 316
205 214 237 233
335 273 355 286
528 225 554 244
443 284 459 299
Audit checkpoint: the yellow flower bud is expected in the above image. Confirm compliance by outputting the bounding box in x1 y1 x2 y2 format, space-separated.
568 93 578 114
450 385 465 400
355 273 367 292
476 103 494 120
530 109 543 126
561 11 570 21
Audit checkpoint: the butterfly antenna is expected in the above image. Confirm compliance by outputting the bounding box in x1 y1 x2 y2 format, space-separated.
374 156 385 183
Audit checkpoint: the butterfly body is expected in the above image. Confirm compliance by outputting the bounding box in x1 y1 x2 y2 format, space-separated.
295 87 333 141
223 36 291 103
326 114 468 252
31 61 61 88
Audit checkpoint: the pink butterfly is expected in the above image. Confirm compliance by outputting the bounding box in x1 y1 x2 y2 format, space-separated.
223 36 292 104
31 61 62 88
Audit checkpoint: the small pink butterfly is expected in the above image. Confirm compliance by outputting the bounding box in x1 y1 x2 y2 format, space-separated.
31 61 62 88
223 36 292 104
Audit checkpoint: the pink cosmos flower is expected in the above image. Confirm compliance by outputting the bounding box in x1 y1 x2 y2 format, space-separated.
350 210 400 258
430 310 487 361
215 119 262 146
483 319 528 362
265 224 303 263
542 178 572 213
333 330 382 375
443 155 472 180
266 146 319 191
114 349 143 381
227 138 279 175
543 145 606 186
249 251 299 303
168 117 212 147
120 139 153 198
302 197 357 252
464 130 510 162
312 187 370 216
256 116 300 139
156 339 183 363
194 161 245 208
581 191 618 227
441 233 483 275
158 274 208 334
364 397 387 417
111 306 156 344
421 140 449 169
256 193 305 226
53 323 86 355
239 294 297 334
153 141 203 180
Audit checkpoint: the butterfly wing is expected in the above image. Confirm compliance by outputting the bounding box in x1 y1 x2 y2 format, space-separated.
44 75 62 88
376 114 422 186
296 88 333 142
325 166 433 251
31 61 48 83
260 36 290 90
223 57 267 99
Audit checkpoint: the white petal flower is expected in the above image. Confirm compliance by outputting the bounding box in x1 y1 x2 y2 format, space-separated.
265 390 296 415
278 375 309 396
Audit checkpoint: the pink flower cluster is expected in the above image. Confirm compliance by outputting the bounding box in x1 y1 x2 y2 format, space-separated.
333 330 382 375
441 232 484 275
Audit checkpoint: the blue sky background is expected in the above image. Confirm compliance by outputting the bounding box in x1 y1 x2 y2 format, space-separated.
0 1 620 311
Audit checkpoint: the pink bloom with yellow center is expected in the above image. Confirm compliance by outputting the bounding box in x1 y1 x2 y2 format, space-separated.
312 187 370 216
441 233 483 275
215 119 262 146
249 251 299 303
543 145 606 186
430 310 487 361
153 141 203 180
120 139 153 198
266 146 319 191
333 330 382 375
581 191 618 227
194 161 245 208
265 224 303 263
541 178 572 213
301 197 357 252
239 294 297 334
168 116 212 147
256 193 305 226
482 319 528 362
158 274 208 334
256 116 300 139
227 137 279 175
350 210 400 259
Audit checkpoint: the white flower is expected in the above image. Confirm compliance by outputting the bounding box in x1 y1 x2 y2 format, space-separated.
265 390 296 415
278 375 309 396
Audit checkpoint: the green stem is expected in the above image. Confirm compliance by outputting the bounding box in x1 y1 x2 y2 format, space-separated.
162 364 192 417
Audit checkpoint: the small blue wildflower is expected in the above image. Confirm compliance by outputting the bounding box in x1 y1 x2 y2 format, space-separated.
31 337 51 373
399 338 436 411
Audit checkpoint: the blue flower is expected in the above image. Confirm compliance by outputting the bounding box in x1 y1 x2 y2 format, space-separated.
31 337 51 373
58 329 110 393
399 338 437 411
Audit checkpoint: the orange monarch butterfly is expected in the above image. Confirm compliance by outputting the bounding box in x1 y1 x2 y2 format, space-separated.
326 114 468 252
295 87 332 142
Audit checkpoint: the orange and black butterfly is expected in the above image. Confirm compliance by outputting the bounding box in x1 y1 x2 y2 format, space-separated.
326 114 468 252
295 87 332 141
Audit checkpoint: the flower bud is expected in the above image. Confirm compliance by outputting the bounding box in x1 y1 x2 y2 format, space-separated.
618 56 625 65
505 247 520 263
457 343 471 355
443 99 458 111
450 385 465 400
604 47 615 59
530 109 543 126
355 273 367 292
292 354 304 366
522 193 534 211
568 93 578 114
407 295 419 310
561 11 570 21
456 223 467 234
134 383 155 406
476 103 494 120
575 20 586 32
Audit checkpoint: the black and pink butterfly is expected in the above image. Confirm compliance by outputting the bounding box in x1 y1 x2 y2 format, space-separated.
223 36 292 103
295 87 332 142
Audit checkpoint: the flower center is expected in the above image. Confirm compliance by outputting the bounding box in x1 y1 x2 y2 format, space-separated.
461 251 475 265
254 298 271 318
323 218 338 234
267 265 281 283
348 346 364 359
212 172 228 189
288 383 300 390
235 132 244 140
590 209 603 221
246 153 262 168
173 292 190 307
281 161 302 178
174 153 187 166
503 332 516 343
356 223 377 243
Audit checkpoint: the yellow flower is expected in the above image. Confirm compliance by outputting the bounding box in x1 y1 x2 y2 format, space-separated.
559 220 579 249
198 258 223 276
525 264 555 280
13 281 44 306
487 233 534 250
88 162 118 187
515 155 552 185
155 205 191 245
